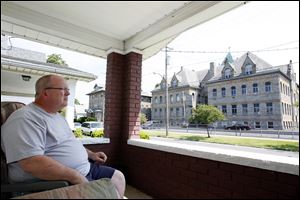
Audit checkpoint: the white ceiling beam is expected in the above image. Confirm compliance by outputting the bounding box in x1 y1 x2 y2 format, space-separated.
125 1 248 51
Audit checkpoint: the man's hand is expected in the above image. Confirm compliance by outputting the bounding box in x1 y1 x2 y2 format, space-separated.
89 151 107 164
86 148 108 164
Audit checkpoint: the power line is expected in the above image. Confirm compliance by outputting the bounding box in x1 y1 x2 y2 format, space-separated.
259 40 299 50
163 47 298 54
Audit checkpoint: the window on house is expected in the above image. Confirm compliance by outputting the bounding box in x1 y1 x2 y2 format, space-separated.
171 79 177 88
176 94 180 102
255 121 261 128
213 89 217 97
232 105 237 115
170 95 173 103
161 81 166 89
159 96 163 103
241 85 247 95
231 86 236 96
221 87 226 97
268 122 274 129
224 68 231 79
176 107 180 117
265 82 271 92
254 103 260 114
222 105 227 114
242 104 248 115
266 102 273 114
245 64 253 75
253 83 258 94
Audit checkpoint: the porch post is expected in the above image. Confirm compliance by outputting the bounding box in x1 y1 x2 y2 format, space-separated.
123 52 142 138
104 51 142 165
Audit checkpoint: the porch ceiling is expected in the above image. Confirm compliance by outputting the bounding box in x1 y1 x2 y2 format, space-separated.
1 1 247 60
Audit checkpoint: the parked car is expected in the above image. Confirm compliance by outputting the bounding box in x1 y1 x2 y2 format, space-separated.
72 122 82 133
225 124 251 130
181 122 189 128
81 121 103 136
141 121 159 129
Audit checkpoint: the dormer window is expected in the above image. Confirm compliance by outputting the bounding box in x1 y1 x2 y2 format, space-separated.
224 68 231 79
245 64 253 75
171 79 177 88
161 81 166 89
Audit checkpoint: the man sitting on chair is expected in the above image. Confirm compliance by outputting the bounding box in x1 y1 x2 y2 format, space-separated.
1 74 125 198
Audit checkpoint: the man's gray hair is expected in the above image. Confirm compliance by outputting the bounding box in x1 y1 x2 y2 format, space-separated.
35 75 53 98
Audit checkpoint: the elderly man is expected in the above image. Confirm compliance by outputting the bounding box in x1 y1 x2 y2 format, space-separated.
1 74 125 198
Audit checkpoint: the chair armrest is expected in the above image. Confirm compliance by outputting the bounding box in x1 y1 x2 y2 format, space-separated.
1 181 69 193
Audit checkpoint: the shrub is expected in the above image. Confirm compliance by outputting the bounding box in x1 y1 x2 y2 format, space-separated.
91 129 104 138
139 131 150 140
86 117 97 122
77 117 87 124
74 128 83 138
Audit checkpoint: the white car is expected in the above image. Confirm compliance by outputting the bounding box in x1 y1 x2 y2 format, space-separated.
141 121 159 129
81 121 103 136
72 122 82 133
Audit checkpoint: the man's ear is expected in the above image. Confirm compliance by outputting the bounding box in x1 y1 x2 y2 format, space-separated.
43 89 49 97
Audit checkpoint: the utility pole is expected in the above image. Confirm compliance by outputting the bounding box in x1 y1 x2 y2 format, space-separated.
165 47 169 137
154 46 172 137
182 91 186 124
165 46 173 137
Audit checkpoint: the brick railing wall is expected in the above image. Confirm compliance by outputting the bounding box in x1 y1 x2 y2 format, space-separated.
86 143 298 198
121 145 299 199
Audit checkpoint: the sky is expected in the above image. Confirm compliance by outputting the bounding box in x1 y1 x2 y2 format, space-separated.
5 1 299 108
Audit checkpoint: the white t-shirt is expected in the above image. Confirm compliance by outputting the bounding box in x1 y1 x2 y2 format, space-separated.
1 103 90 183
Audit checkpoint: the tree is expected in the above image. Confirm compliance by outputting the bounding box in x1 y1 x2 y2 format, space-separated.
46 54 68 66
75 98 81 105
189 104 225 138
139 113 147 124
294 101 299 108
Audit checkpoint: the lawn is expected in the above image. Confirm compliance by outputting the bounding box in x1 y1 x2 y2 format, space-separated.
140 130 299 152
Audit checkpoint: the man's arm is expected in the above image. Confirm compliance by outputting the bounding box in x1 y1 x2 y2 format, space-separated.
19 155 88 185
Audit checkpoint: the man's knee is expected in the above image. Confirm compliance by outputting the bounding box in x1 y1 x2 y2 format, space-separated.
112 169 125 184
111 169 126 198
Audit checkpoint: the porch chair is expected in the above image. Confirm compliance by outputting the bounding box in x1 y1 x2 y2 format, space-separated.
1 101 69 199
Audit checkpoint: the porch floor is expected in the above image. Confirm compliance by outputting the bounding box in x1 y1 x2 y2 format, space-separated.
124 184 152 199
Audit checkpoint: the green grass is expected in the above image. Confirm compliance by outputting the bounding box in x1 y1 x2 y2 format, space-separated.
142 130 299 152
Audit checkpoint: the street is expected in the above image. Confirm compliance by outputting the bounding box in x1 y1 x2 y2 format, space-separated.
147 127 299 140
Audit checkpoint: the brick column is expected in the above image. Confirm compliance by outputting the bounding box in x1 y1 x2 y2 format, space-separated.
123 52 142 138
104 51 142 166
